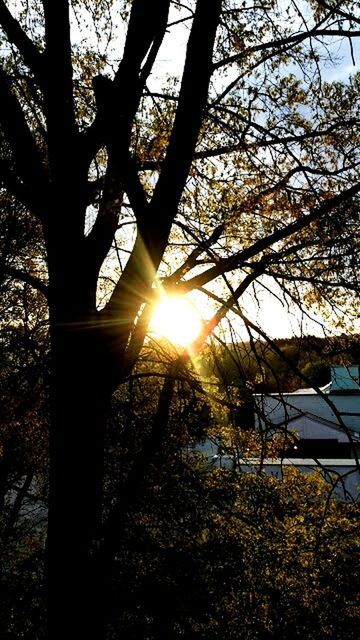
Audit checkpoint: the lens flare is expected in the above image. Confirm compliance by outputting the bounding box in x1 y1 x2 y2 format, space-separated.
150 296 202 346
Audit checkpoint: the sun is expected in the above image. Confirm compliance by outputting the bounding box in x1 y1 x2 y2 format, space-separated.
150 295 202 347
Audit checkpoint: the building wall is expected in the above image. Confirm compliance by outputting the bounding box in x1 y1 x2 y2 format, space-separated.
255 393 360 432
287 415 349 441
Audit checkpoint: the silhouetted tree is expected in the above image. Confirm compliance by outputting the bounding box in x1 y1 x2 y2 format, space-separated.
0 1 359 637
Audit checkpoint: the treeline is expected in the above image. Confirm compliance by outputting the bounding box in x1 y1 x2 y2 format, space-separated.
205 333 360 394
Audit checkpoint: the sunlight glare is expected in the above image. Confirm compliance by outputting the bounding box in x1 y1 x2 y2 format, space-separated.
150 296 202 347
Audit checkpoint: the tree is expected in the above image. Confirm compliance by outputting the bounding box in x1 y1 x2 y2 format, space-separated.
0 1 360 638
77 370 360 640
0 191 48 639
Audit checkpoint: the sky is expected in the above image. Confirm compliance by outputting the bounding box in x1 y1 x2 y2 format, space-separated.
189 280 355 343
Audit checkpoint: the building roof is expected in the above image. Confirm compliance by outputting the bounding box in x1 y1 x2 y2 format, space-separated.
290 382 331 395
279 410 352 431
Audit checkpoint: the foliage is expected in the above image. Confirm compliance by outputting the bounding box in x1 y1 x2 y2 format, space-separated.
109 456 360 640
101 361 360 639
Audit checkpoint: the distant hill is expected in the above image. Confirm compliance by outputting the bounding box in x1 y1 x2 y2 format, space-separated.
205 333 360 394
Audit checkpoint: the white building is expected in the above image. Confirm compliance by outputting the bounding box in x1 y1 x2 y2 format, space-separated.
254 365 360 456
251 365 360 499
204 366 360 500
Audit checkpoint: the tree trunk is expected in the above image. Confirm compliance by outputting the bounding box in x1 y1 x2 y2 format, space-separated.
46 313 111 640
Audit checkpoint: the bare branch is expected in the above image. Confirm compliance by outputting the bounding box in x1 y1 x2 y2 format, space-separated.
214 28 360 71
166 222 225 285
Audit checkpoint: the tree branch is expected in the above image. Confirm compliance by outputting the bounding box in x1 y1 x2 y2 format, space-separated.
0 66 46 210
139 118 359 170
82 2 172 272
0 158 39 212
214 28 360 71
0 1 44 82
192 242 311 345
165 222 225 285
4 265 49 298
316 1 360 27
80 0 171 170
98 358 180 559
103 0 223 333
179 182 360 291
263 269 360 292
43 0 76 174
145 0 223 265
